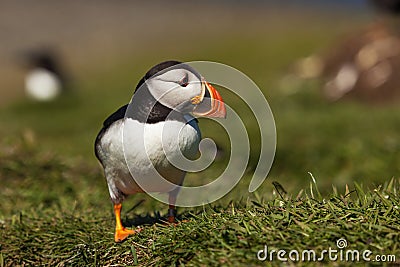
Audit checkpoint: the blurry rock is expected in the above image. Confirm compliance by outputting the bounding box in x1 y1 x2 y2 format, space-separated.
286 0 400 104
323 63 358 101
320 23 400 103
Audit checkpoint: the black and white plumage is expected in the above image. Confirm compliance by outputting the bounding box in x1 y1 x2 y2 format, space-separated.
95 61 226 242
23 50 68 101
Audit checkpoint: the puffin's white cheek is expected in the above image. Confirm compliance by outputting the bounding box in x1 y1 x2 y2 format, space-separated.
164 85 201 107
153 88 193 109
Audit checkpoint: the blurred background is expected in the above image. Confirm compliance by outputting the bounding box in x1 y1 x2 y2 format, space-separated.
1 0 399 216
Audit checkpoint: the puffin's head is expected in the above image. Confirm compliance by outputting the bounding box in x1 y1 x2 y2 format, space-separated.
138 61 226 118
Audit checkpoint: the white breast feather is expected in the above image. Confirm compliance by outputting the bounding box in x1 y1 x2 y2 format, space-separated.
98 118 200 196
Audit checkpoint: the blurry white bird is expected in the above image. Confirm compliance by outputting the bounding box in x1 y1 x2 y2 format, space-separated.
95 61 226 242
24 50 67 101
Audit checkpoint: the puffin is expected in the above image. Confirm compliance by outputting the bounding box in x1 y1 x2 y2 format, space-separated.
23 50 68 101
94 61 226 242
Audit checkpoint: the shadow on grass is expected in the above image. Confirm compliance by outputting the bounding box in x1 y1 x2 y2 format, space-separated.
124 212 196 228
122 199 198 228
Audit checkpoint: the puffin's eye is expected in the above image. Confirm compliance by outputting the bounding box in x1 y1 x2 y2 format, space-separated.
179 74 189 87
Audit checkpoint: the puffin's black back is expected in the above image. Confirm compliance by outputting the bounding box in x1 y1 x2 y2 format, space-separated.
102 104 129 129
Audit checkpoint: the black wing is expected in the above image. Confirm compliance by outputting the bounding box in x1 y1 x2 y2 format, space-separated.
102 104 128 128
94 104 128 162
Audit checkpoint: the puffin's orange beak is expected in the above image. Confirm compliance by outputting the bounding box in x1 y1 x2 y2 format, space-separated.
192 80 226 118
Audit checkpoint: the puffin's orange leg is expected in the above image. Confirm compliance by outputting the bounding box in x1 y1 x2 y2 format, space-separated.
168 194 177 223
114 203 136 242
166 188 189 224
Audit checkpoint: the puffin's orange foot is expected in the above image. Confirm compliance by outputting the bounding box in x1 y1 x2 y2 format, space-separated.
115 227 136 243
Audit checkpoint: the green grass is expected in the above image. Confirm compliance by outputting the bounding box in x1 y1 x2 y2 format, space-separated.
0 140 399 266
1 11 400 266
